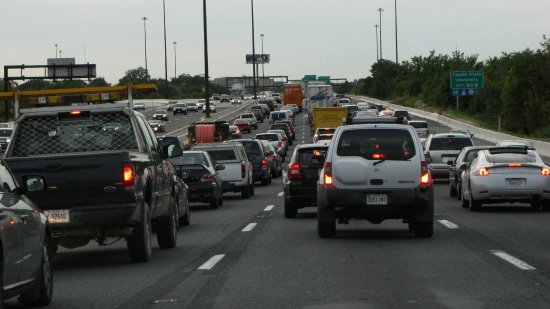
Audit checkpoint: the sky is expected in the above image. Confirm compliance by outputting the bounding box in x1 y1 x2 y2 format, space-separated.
2 0 549 85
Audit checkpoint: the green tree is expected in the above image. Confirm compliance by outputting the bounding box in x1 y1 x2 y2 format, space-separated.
118 67 149 85
88 77 110 87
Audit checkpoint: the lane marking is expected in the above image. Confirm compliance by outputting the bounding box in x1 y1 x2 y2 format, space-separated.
198 254 226 270
437 219 459 229
491 250 536 271
242 223 257 232
264 205 275 211
277 192 284 197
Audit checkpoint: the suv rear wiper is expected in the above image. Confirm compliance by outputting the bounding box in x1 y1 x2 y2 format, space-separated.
373 159 386 166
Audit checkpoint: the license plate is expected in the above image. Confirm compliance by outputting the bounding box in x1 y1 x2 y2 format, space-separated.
43 209 70 224
366 194 387 205
506 178 525 187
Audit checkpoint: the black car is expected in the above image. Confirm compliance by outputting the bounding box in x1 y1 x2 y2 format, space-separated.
1 159 53 306
258 99 275 111
283 144 329 218
170 151 224 209
220 95 231 103
229 139 271 186
447 146 494 205
270 123 293 145
148 120 166 133
250 109 264 122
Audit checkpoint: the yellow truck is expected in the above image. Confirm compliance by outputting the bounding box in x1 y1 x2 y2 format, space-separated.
310 107 347 134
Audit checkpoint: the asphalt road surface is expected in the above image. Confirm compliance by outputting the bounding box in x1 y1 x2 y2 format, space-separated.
4 106 550 308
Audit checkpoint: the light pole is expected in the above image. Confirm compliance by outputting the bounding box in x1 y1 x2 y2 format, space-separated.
142 17 149 83
374 25 379 61
378 8 383 60
54 44 58 58
173 41 177 79
260 33 265 90
162 0 168 98
394 0 398 63
202 0 211 118
251 0 257 99
59 50 63 58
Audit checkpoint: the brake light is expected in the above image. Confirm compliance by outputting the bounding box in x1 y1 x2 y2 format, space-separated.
278 141 282 148
201 174 216 182
420 161 430 184
241 163 246 178
70 110 81 115
542 167 550 176
474 168 489 176
123 164 135 186
261 159 267 167
289 162 302 180
323 162 333 186
508 163 522 167
372 153 385 159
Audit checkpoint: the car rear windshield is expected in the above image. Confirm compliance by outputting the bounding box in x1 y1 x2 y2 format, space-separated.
486 153 537 163
299 148 328 166
240 141 263 156
337 129 416 160
270 113 286 121
256 134 280 141
317 128 335 135
270 124 289 132
409 122 428 129
180 153 208 165
429 137 472 151
0 129 12 137
204 149 238 162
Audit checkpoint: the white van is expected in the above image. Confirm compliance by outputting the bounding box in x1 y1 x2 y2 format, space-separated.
268 111 289 125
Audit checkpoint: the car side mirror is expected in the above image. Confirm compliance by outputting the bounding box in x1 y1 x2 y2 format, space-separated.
23 175 46 193
162 143 183 158
424 152 431 163
311 154 325 167
459 163 469 170
216 164 225 171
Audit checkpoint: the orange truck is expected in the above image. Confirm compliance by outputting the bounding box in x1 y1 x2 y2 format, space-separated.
283 83 303 112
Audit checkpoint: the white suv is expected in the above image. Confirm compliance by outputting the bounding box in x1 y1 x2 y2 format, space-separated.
315 124 434 238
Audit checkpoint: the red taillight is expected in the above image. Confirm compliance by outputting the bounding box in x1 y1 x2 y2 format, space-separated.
420 161 430 185
372 153 385 159
123 164 134 186
542 167 550 176
508 163 522 167
241 163 246 178
323 162 333 186
261 159 267 166
278 141 282 148
474 168 489 176
201 174 216 182
70 110 81 115
289 162 302 180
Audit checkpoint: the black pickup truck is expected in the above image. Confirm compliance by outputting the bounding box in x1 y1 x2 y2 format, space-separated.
4 103 186 262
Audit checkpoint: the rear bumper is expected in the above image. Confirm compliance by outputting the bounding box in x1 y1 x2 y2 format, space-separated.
222 180 248 192
187 182 217 202
286 184 317 207
252 167 269 181
429 164 450 179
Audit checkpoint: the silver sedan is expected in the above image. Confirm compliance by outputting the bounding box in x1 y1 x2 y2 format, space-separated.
460 147 550 211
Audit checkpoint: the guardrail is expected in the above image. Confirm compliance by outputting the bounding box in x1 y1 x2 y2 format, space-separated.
351 95 550 157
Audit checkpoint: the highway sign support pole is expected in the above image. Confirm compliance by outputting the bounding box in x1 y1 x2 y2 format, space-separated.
456 96 459 111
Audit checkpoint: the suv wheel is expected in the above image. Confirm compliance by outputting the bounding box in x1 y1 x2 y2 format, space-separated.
284 199 297 218
127 203 153 262
414 221 433 238
318 221 336 238
157 199 178 249
449 182 457 197
18 236 53 306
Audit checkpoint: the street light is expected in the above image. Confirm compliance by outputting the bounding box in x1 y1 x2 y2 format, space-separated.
54 44 58 58
142 17 149 83
394 0 398 63
162 0 168 98
378 8 383 60
250 0 257 99
260 33 265 90
59 50 63 58
202 0 211 118
374 25 379 61
173 41 177 79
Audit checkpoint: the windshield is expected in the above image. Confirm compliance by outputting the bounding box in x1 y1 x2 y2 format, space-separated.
429 137 473 151
337 129 416 160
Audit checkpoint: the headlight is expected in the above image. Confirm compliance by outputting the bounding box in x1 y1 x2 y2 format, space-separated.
6 138 11 143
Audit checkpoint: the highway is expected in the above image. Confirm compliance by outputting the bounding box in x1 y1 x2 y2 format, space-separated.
4 103 550 308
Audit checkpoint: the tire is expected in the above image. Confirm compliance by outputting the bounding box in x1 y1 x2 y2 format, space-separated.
209 195 219 209
241 183 251 198
157 199 178 249
456 183 462 201
530 202 543 211
180 203 191 226
261 176 269 186
271 167 278 178
461 189 469 208
414 221 433 238
250 183 255 196
278 166 283 177
127 203 153 262
449 182 457 197
318 221 336 238
218 195 224 206
254 125 258 130
469 188 482 212
284 199 297 218
18 235 54 306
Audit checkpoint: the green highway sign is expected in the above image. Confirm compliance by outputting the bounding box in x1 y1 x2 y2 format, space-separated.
450 71 484 89
317 76 331 84
303 75 317 82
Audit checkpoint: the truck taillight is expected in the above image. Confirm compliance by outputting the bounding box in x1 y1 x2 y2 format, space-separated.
289 162 302 180
123 164 135 186
323 162 333 186
420 161 430 185
241 163 246 178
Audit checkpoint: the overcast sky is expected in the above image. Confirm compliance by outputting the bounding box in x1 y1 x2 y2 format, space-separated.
3 0 549 85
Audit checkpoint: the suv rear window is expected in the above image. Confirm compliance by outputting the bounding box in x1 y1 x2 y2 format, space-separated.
240 141 263 156
299 148 328 165
256 134 280 141
270 112 287 121
204 149 238 162
337 129 416 160
429 137 472 151
271 124 289 131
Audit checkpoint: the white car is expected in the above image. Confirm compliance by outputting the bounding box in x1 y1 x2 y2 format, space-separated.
356 102 371 111
460 147 550 211
197 99 206 109
133 103 146 110
202 102 216 113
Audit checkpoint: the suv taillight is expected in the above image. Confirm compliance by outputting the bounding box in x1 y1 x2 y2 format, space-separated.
123 164 135 186
289 162 301 180
322 162 333 186
420 161 430 184
241 163 246 178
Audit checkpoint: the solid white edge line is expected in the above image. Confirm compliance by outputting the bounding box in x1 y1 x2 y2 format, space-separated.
264 205 275 211
198 254 226 270
491 250 536 270
242 223 257 232
437 219 459 229
277 192 284 197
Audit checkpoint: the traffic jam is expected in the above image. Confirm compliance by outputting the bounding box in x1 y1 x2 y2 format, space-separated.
1 82 550 307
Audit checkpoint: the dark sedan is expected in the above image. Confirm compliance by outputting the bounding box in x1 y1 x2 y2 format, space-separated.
148 120 166 133
1 159 53 306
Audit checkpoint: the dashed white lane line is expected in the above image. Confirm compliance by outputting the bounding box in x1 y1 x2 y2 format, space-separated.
491 250 536 271
242 223 257 232
277 192 284 197
438 219 459 229
264 205 275 211
198 254 226 270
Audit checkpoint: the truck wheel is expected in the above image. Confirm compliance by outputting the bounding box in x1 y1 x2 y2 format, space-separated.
317 221 336 238
18 235 53 307
414 221 433 238
127 203 153 262
241 184 251 199
157 199 178 249
284 199 297 218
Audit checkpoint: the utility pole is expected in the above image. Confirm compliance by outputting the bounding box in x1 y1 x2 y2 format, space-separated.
261 33 265 91
142 17 149 83
394 0 398 63
202 0 211 118
251 0 257 99
374 25 379 61
54 44 58 58
173 41 177 79
378 8 383 60
162 0 168 98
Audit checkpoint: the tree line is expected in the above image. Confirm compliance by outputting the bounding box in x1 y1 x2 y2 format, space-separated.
356 36 550 137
